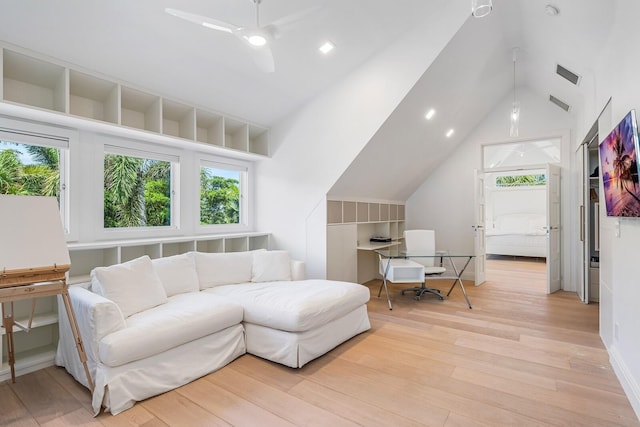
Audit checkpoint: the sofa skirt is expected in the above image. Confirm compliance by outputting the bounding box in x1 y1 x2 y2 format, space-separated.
244 304 370 368
90 323 245 415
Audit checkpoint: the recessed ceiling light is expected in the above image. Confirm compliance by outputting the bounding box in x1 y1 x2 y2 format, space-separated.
446 129 455 138
425 109 436 120
319 41 335 55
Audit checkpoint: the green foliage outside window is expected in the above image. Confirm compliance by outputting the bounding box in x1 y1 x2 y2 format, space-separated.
104 153 171 228
495 174 546 187
200 166 240 225
0 141 60 198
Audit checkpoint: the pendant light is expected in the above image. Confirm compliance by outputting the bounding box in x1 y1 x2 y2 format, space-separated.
510 48 520 137
472 0 493 18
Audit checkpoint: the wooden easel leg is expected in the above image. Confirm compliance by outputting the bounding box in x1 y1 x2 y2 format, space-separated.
60 290 94 392
2 309 16 383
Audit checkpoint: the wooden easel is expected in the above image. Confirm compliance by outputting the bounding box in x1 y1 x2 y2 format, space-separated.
0 264 94 392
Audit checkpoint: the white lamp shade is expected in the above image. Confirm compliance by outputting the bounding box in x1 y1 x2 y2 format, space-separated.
510 102 520 137
472 0 493 18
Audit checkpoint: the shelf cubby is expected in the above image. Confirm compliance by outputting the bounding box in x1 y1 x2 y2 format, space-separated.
196 239 224 253
196 109 224 147
225 237 248 252
249 234 269 250
68 246 119 277
248 124 269 156
327 200 343 224
357 202 368 223
69 70 119 123
162 98 195 140
380 204 389 221
343 202 357 223
2 49 67 113
120 86 161 133
162 240 196 257
3 324 57 361
369 203 380 222
390 204 398 221
224 118 248 151
121 244 161 262
398 205 405 220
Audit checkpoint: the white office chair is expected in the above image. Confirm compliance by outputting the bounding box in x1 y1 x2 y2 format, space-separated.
401 229 447 300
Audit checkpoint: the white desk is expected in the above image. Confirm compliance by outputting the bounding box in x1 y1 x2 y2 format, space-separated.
376 248 474 310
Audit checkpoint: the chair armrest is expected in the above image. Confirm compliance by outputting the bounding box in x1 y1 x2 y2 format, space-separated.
290 259 305 281
56 286 126 389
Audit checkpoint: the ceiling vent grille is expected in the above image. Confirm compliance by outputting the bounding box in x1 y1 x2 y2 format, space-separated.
556 64 581 85
550 95 571 112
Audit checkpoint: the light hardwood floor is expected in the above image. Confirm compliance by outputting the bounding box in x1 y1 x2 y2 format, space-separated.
1 258 638 426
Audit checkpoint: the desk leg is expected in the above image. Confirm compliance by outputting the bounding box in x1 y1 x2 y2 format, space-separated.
445 256 473 309
2 307 16 383
60 289 95 392
376 259 393 310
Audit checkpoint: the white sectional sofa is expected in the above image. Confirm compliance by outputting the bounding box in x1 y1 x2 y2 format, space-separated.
56 250 371 415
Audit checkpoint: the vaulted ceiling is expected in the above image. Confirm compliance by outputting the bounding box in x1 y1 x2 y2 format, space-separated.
0 1 614 127
0 0 618 201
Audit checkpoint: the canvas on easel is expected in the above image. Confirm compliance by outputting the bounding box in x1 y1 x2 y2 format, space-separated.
0 195 93 390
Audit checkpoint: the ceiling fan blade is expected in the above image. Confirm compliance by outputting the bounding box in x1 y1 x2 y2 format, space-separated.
250 46 275 73
165 8 238 34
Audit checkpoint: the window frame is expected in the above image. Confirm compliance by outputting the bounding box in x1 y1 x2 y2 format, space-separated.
198 157 251 234
99 142 181 240
0 117 78 240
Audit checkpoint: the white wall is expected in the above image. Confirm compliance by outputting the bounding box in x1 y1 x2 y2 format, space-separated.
581 0 640 417
254 2 469 278
406 87 574 282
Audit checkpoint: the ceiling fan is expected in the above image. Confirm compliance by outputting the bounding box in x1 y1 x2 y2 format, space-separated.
166 0 311 73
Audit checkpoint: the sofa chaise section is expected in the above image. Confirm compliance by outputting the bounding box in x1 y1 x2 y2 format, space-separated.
205 280 371 367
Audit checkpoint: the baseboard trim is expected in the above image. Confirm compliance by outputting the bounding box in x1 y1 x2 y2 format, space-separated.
609 345 640 421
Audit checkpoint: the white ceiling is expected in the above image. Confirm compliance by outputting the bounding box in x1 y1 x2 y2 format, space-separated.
327 0 618 200
0 0 440 127
0 0 619 201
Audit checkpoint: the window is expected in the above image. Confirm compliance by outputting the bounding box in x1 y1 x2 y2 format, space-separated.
0 126 70 233
104 147 177 228
200 162 246 226
495 173 546 187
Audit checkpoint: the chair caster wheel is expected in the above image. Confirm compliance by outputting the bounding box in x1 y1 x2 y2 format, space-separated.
414 296 421 301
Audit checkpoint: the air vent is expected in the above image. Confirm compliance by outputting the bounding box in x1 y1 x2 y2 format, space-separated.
550 95 571 112
556 64 581 85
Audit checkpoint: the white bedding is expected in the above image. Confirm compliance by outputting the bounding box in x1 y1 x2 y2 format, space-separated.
486 213 547 257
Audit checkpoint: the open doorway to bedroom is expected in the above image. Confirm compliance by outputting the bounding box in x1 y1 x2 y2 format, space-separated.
481 137 562 294
483 169 547 293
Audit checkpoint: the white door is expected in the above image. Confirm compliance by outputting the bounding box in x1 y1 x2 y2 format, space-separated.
474 170 486 286
546 164 562 293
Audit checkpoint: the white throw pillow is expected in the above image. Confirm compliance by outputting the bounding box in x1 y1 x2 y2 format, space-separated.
151 253 200 297
91 255 167 318
191 251 255 289
252 250 292 282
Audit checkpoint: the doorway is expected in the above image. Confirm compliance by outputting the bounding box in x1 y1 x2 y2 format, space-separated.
478 138 563 294
483 168 548 293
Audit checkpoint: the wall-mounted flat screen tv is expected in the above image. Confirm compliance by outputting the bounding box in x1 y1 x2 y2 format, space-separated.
599 109 640 217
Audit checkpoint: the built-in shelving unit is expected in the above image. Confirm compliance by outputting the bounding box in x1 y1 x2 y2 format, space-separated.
327 199 405 283
0 296 60 381
67 232 270 282
1 43 269 158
